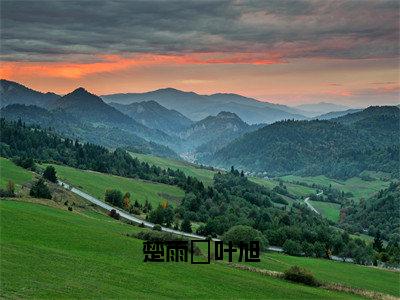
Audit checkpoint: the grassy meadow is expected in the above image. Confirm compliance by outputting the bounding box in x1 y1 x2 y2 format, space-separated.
43 163 185 207
281 175 391 201
308 200 341 222
0 157 34 190
0 200 364 299
129 152 216 186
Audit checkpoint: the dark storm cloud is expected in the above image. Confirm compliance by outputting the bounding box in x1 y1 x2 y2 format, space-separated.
1 0 398 62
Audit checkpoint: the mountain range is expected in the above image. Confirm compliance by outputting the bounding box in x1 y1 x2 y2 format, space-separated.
101 88 307 124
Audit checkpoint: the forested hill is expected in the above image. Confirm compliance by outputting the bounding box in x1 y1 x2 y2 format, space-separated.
209 106 399 179
340 182 400 241
0 104 178 158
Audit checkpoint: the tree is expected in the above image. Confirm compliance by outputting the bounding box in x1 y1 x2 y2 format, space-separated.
373 231 384 252
283 239 302 256
222 225 267 250
43 165 57 183
104 189 123 207
30 178 52 199
6 180 15 196
181 217 192 233
123 192 131 210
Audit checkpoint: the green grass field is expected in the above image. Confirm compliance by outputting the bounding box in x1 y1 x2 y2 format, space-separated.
0 157 34 190
281 175 391 201
129 152 216 186
0 200 364 299
309 200 341 222
44 164 185 207
251 177 317 198
245 252 399 297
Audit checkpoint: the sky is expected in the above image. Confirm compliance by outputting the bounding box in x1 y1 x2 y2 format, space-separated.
0 0 399 107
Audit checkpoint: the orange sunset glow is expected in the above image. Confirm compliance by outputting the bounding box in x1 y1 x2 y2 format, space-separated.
1 0 399 106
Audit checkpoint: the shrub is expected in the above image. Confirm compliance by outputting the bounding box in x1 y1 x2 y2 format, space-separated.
283 239 302 256
108 209 120 220
153 224 162 231
0 180 16 197
29 178 52 199
180 217 192 233
283 266 320 287
222 225 268 250
105 189 123 207
68 206 73 211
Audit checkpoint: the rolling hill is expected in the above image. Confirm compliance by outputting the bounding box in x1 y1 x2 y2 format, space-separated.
209 106 399 179
312 109 362 120
295 102 351 117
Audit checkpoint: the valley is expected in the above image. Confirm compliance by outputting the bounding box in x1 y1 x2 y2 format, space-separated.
0 80 399 300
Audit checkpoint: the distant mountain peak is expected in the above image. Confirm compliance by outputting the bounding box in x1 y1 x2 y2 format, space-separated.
69 87 91 96
216 111 241 119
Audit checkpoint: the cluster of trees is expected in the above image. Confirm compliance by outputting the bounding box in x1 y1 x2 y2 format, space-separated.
104 189 153 215
29 166 58 199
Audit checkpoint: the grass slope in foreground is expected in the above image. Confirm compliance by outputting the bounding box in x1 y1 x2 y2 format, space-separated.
308 200 341 222
129 152 216 186
45 164 185 207
0 157 34 190
0 200 361 299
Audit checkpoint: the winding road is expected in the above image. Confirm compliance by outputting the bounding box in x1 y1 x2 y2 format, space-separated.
304 197 320 214
58 180 208 240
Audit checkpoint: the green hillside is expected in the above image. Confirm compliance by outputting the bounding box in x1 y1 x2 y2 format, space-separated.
129 152 216 185
0 200 362 299
308 200 341 222
0 157 34 190
45 164 185 207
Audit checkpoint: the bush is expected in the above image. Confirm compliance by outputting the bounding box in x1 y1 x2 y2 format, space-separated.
283 266 320 286
153 224 162 231
105 189 123 207
43 165 57 183
0 180 16 198
68 206 73 211
108 209 120 220
180 217 192 233
222 225 268 250
29 178 52 199
283 239 302 256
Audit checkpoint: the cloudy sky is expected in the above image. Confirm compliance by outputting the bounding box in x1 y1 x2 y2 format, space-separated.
1 0 399 106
